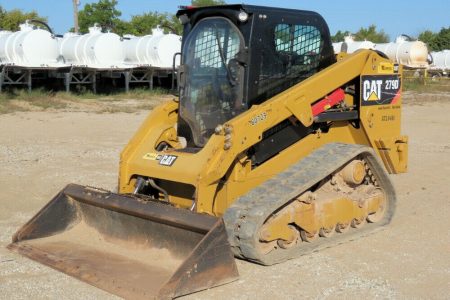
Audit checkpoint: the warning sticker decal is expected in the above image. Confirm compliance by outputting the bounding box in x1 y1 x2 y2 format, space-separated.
143 152 178 166
143 152 161 161
361 75 401 106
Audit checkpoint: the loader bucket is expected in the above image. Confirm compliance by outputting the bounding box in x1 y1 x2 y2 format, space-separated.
7 184 239 299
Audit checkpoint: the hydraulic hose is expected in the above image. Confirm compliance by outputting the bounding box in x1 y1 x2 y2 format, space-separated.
29 19 53 34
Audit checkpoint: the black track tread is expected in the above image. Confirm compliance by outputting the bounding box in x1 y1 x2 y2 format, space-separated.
223 143 396 265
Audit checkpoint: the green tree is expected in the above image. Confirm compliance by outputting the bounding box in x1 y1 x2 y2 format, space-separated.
418 27 450 51
128 12 163 35
78 0 121 33
354 25 389 43
114 19 134 36
0 5 47 31
192 0 226 7
76 1 182 36
129 12 171 35
116 12 182 36
433 27 450 51
163 1 227 34
168 14 183 35
331 30 351 42
74 0 228 36
418 30 437 50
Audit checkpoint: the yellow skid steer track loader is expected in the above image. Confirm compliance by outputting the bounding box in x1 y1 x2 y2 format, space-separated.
8 5 408 299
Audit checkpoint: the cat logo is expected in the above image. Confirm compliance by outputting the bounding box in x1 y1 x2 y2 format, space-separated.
361 75 401 106
367 91 380 101
158 155 178 166
363 79 382 101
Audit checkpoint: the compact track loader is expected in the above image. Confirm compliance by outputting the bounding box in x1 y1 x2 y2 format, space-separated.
8 5 408 299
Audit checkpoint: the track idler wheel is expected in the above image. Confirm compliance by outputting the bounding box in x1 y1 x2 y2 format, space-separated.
351 217 366 228
336 222 350 233
277 225 300 249
366 189 387 223
342 160 366 185
300 230 319 242
319 225 336 238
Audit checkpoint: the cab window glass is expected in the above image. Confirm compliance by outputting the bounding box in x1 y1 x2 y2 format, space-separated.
257 23 323 101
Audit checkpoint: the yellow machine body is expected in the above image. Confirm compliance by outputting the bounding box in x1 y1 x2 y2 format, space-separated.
119 50 408 216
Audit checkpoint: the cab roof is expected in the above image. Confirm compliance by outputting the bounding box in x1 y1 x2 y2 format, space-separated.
176 4 320 18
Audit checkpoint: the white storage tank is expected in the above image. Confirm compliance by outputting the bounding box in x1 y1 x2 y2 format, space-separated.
332 42 345 54
0 22 61 67
59 32 82 64
123 28 181 68
123 34 154 66
430 50 450 70
0 30 13 64
342 36 375 53
373 36 429 68
60 25 126 69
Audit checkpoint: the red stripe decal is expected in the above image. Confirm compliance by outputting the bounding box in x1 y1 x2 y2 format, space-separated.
391 90 401 104
311 89 345 117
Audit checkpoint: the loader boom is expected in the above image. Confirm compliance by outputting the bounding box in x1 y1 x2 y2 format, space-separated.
119 49 407 215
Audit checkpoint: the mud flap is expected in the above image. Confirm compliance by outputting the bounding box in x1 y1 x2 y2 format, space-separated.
7 184 239 299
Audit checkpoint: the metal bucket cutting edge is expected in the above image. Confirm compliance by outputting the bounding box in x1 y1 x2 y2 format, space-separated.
7 184 239 299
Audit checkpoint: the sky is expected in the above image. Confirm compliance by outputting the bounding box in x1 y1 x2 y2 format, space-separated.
0 0 448 40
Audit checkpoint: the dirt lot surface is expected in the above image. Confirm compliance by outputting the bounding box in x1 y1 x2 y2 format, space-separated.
1 92 449 299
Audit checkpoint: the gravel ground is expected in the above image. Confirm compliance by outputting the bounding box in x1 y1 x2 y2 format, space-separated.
0 93 449 299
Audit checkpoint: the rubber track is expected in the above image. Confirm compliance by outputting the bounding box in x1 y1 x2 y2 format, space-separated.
223 143 396 265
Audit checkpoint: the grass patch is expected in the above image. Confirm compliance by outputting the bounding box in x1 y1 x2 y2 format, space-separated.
0 100 27 114
96 107 137 114
51 88 171 101
0 88 171 114
403 79 450 93
0 89 67 110
136 102 160 111
110 88 169 100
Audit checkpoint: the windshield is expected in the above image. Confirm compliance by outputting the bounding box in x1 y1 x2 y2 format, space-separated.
179 17 245 147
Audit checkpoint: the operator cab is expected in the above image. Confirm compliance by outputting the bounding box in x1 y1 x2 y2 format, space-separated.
176 5 335 147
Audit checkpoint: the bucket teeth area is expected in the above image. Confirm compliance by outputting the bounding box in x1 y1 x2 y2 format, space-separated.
8 184 238 299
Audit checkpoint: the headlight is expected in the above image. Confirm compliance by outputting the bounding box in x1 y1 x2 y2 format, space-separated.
238 11 248 22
